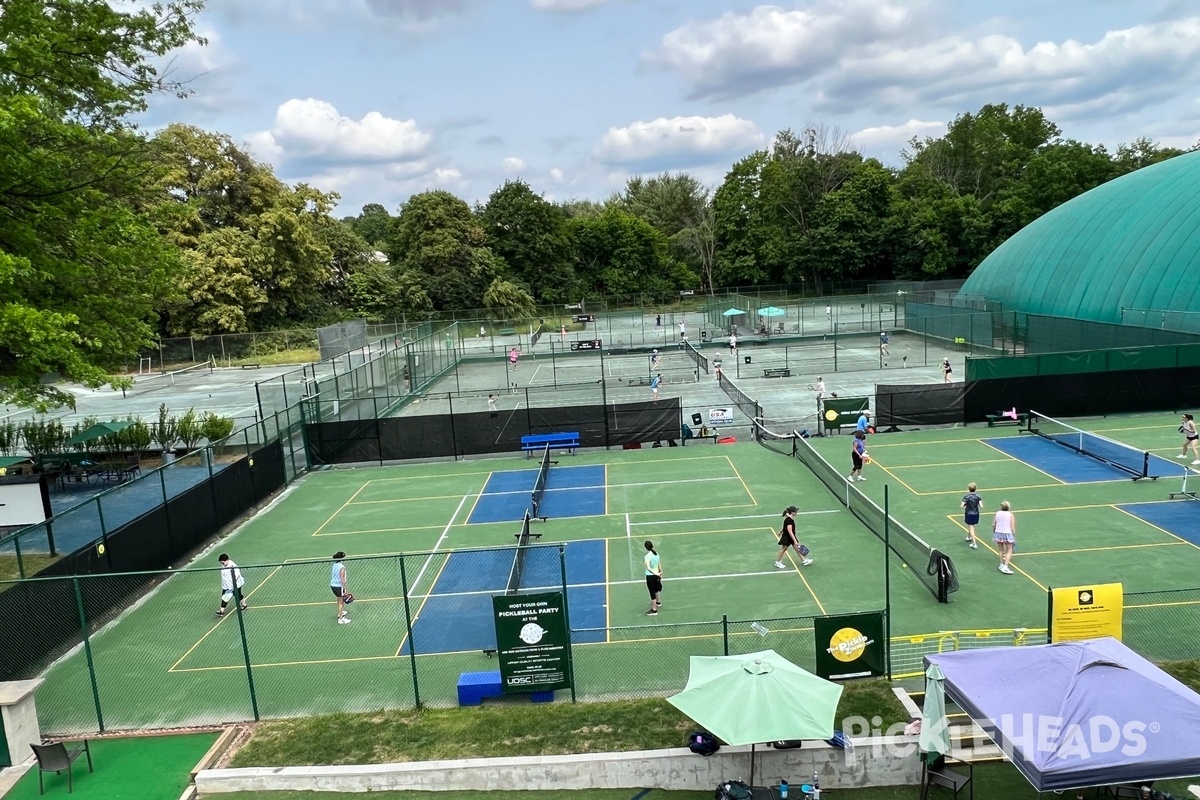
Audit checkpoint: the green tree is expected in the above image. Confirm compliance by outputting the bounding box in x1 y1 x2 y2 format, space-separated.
482 278 536 322
149 124 336 333
615 173 712 292
345 203 394 247
568 208 678 297
712 150 769 288
388 190 501 310
478 180 577 302
0 0 202 409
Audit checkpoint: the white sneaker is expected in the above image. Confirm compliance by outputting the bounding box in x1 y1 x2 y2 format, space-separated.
856 476 867 481
1193 460 1200 465
774 561 786 569
969 542 978 550
999 565 1013 574
338 617 352 624
1177 454 1188 459
802 558 814 566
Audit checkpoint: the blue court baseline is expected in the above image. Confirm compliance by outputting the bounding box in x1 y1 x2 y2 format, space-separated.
984 436 1139 483
1118 500 1200 547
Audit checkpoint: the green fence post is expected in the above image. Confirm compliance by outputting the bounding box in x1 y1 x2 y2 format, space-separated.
94 498 112 570
558 543 577 703
398 556 422 708
722 614 729 655
73 576 105 731
159 467 176 559
232 593 260 720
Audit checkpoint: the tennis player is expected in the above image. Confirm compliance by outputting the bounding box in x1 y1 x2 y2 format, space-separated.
774 505 813 568
1178 414 1199 464
993 502 1016 574
942 358 953 383
849 431 868 481
644 541 662 616
961 483 982 549
508 347 520 371
650 349 661 370
331 551 351 624
651 373 662 402
215 554 248 617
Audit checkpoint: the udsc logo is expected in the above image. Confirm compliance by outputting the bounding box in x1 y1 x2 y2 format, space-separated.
826 627 873 663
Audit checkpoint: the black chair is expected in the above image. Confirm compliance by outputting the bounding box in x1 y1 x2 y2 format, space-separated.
921 756 973 800
30 740 93 794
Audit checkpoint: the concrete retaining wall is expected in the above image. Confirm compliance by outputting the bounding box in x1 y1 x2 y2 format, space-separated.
196 736 924 795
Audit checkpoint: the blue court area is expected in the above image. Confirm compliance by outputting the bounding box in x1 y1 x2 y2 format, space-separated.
984 435 1188 484
467 464 607 523
402 538 608 655
1119 499 1200 546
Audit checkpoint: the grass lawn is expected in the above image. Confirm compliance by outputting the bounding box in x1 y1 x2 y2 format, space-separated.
0 552 60 582
231 683 907 767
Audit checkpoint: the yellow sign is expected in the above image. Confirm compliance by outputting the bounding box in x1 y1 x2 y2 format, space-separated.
824 409 839 422
1051 583 1122 642
827 627 871 662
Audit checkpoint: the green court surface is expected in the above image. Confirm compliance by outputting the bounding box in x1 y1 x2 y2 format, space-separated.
32 413 1200 733
3 732 218 799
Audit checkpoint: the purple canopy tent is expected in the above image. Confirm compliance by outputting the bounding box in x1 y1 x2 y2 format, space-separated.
926 637 1200 792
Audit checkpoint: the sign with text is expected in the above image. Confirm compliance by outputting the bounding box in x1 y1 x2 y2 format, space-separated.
822 396 871 433
492 592 572 693
708 407 735 426
814 611 886 680
570 339 602 351
1050 583 1123 642
573 314 596 323
679 290 695 297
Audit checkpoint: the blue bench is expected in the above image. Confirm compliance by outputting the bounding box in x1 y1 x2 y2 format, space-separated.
521 432 579 456
457 670 554 706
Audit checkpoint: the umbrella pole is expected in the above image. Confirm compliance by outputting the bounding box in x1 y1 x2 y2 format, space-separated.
750 743 755 791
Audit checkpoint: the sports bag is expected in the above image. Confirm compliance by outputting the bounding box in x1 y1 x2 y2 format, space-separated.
715 780 752 800
688 730 720 756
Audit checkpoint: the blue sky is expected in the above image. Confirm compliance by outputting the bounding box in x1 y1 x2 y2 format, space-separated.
142 0 1200 215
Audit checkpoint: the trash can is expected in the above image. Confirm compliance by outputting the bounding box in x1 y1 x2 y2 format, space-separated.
744 355 752 364
701 329 709 342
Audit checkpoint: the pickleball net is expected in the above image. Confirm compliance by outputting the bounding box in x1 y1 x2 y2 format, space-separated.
506 511 534 595
1026 411 1155 479
531 443 551 518
754 419 958 601
684 340 709 374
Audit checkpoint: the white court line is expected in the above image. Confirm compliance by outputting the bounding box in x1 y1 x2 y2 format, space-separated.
630 510 837 526
414 568 802 601
527 363 544 385
478 475 741 499
494 400 525 444
407 495 469 597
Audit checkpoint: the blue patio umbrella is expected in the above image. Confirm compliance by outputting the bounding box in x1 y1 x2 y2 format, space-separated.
722 308 746 317
760 306 786 317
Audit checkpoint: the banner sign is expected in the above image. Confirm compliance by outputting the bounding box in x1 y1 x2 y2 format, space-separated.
570 339 602 351
822 396 871 433
572 314 596 323
1050 583 1123 642
492 591 572 693
814 611 886 680
708 407 735 426
679 290 696 297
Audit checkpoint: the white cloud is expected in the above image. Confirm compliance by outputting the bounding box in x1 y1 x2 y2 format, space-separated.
549 168 565 183
502 156 528 171
646 3 1200 120
210 0 479 32
596 114 764 167
852 119 946 159
248 99 433 165
530 0 621 12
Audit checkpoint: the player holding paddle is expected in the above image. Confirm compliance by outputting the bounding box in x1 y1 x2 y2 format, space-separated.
774 505 813 569
331 551 354 625
215 554 248 617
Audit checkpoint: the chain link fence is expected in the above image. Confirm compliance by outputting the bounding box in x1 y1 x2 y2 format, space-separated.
1124 587 1200 664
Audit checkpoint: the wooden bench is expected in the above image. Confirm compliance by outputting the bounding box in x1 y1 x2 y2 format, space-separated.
763 367 791 378
984 413 1027 427
239 363 261 369
457 671 554 706
521 432 580 456
626 376 650 386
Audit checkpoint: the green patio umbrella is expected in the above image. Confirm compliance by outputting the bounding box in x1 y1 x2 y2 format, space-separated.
759 306 786 317
722 308 746 317
668 650 843 787
919 662 951 765
66 420 135 447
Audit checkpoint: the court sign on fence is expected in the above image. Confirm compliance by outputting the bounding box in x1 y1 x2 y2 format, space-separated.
814 611 887 680
493 592 573 694
1049 583 1123 642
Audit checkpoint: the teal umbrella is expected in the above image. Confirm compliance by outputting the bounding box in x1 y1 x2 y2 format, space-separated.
66 420 135 446
919 662 951 764
760 306 786 317
722 308 746 317
668 650 843 786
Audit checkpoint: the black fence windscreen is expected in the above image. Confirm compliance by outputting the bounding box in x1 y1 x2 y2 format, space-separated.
307 399 683 464
875 383 966 427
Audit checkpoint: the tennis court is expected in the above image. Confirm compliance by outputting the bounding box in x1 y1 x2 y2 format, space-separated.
808 411 1200 639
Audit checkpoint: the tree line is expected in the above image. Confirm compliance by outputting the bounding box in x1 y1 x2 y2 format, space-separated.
1 0 1194 408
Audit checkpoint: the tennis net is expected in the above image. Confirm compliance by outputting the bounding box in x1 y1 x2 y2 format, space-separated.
531 443 551 518
1026 411 1154 479
755 419 958 601
684 340 709 374
718 371 761 421
506 511 534 595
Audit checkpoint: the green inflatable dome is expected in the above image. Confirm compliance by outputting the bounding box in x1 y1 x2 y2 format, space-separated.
960 150 1200 323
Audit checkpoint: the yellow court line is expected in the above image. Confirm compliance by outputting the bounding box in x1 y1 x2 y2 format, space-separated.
349 494 468 506
867 459 920 496
886 458 1014 469
947 517 1046 591
366 469 527 483
624 502 758 519
312 524 447 538
978 438 1067 485
231 595 406 611
1015 541 1185 557
725 455 758 506
913 478 1123 497
394 553 453 657
311 481 372 536
1113 505 1200 552
172 652 402 673
169 565 284 672
1126 599 1200 610
592 625 816 647
779 535 826 616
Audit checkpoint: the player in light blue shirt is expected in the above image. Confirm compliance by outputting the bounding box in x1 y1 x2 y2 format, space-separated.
651 373 662 402
330 551 351 625
856 410 871 434
643 541 662 615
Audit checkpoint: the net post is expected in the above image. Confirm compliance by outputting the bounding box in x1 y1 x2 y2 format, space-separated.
1046 585 1054 644
73 576 105 732
722 614 729 656
398 556 422 708
884 485 892 660
558 543 577 703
